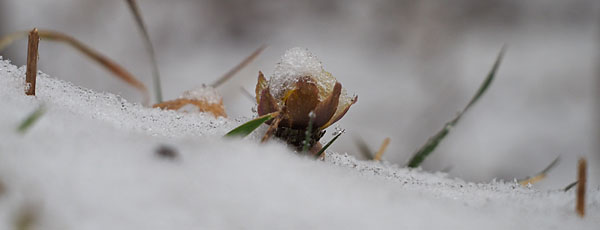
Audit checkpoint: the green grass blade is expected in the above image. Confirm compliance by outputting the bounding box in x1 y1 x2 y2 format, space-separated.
302 112 316 152
17 105 46 134
354 136 374 160
225 112 277 138
464 46 506 110
316 130 344 157
563 181 578 192
407 47 505 168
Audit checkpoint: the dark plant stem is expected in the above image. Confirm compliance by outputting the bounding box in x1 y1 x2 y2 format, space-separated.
25 28 39 96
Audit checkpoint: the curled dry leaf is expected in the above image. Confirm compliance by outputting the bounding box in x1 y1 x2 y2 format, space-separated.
153 85 227 118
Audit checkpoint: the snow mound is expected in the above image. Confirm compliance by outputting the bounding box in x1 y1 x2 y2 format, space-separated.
269 47 337 101
0 58 598 229
268 47 354 109
180 84 222 105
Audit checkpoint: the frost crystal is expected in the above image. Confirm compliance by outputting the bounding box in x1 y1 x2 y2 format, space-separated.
179 84 222 104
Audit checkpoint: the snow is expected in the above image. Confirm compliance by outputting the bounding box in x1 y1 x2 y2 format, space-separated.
269 47 353 106
0 57 599 229
180 84 222 105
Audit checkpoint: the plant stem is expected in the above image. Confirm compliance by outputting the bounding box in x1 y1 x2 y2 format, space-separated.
576 157 586 217
25 28 39 96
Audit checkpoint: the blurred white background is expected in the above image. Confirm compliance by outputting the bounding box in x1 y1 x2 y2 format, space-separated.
1 0 598 189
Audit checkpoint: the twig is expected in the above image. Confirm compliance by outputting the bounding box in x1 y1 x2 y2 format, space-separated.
211 45 266 88
576 157 586 217
374 137 390 162
25 28 39 96
125 0 163 103
261 113 282 143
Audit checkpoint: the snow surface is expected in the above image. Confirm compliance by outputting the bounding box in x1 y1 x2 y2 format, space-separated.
0 57 598 229
180 84 222 105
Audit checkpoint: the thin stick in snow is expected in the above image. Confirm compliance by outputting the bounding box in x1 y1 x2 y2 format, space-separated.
374 137 390 162
25 28 39 96
576 157 586 217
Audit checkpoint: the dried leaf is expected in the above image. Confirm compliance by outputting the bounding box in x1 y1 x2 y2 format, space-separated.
255 71 268 104
153 98 227 118
322 95 357 129
313 82 341 128
257 88 279 116
282 78 320 128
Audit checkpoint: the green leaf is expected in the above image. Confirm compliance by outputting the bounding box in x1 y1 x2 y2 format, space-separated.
407 47 505 168
302 112 316 152
354 136 374 160
225 112 277 138
17 105 46 134
563 181 578 192
316 130 344 157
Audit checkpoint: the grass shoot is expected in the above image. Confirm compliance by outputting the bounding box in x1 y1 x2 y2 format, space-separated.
17 105 46 134
407 46 506 168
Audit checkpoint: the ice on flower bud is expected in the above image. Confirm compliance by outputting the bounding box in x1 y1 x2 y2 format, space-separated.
255 47 357 134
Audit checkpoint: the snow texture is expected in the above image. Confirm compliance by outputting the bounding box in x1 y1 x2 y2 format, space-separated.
0 57 598 229
180 84 222 105
269 47 352 106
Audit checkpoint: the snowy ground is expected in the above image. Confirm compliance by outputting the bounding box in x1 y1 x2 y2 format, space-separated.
2 0 599 189
0 58 599 229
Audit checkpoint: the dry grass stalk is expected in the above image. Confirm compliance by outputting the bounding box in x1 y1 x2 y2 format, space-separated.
0 30 150 104
576 157 587 217
212 45 266 88
518 156 560 186
374 137 390 162
261 112 282 143
25 28 39 96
